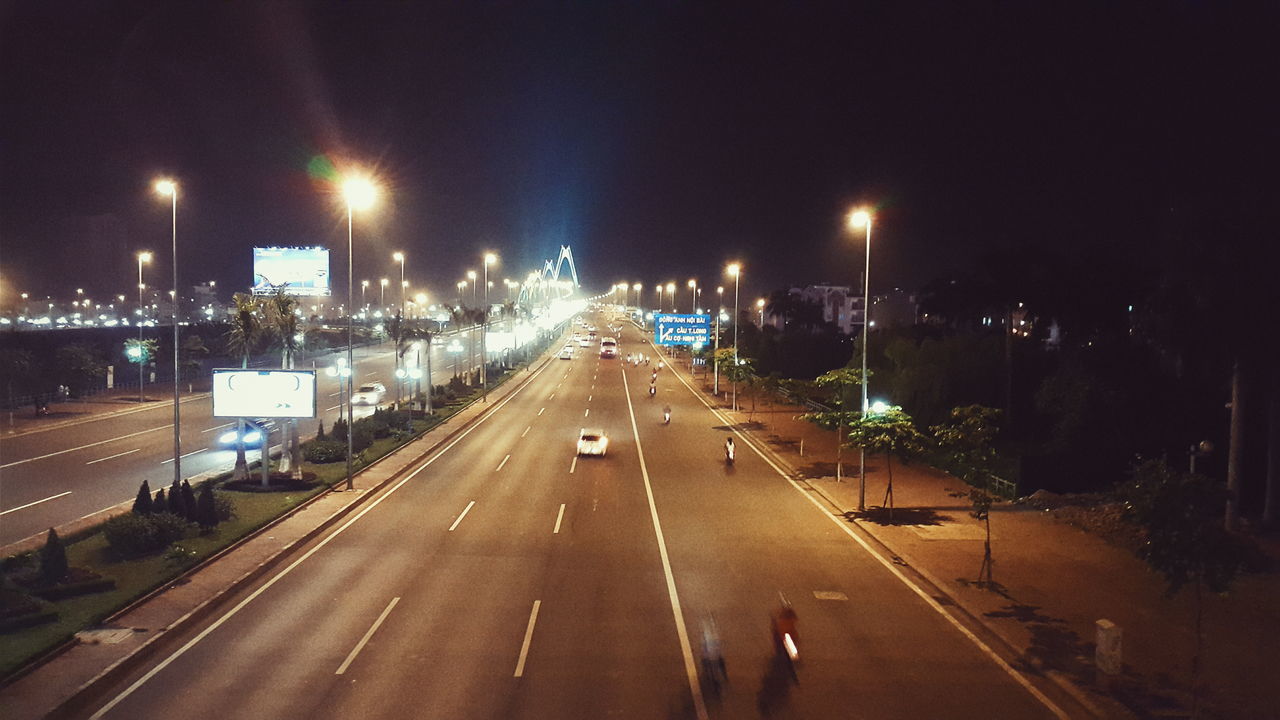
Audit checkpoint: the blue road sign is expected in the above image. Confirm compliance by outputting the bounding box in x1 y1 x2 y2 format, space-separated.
654 313 711 346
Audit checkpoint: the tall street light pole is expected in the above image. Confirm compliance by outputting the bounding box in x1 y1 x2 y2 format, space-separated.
849 208 873 511
482 253 497 401
155 179 181 485
380 278 388 312
714 286 723 395
727 263 741 411
136 251 151 403
361 280 368 314
344 177 378 491
393 252 405 405
687 279 697 314
665 282 675 313
468 270 477 306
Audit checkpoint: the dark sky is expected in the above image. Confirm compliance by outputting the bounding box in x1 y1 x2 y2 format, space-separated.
2 1 1276 308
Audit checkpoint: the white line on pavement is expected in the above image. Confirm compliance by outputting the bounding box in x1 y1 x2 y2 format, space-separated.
201 423 234 434
538 408 545 416
620 365 708 720
1 491 73 516
87 357 556 720
335 596 400 675
326 405 340 412
521 426 531 438
584 408 589 417
329 391 342 398
553 504 565 534
86 448 140 465
588 395 592 402
0 424 172 470
496 454 510 472
665 351 1071 720
549 392 555 399
448 500 476 531
569 456 577 474
161 448 207 464
513 600 541 677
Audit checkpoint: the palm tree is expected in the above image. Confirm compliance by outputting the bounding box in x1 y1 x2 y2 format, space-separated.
263 286 302 479
225 293 262 481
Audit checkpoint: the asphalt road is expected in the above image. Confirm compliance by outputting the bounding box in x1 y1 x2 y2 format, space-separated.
76 312 1071 720
0 331 490 547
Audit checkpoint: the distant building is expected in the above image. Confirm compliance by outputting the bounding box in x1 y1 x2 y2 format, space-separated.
763 284 863 334
869 288 918 330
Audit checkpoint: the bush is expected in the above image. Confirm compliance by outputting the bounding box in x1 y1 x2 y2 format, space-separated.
214 492 235 521
132 480 153 515
349 419 375 452
197 482 217 529
39 529 68 585
303 439 348 464
102 511 193 558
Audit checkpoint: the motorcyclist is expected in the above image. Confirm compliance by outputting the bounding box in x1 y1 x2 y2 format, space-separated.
663 405 672 424
701 617 727 687
725 436 735 462
772 601 799 664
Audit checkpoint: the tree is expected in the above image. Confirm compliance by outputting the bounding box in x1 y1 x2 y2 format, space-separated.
39 528 68 585
1122 458 1247 716
719 353 758 416
181 480 198 522
168 478 186 518
55 343 106 397
178 335 209 387
196 482 217 529
153 488 167 513
225 293 263 481
132 480 154 515
932 405 1003 585
0 348 33 423
262 286 303 480
798 368 867 482
846 405 925 522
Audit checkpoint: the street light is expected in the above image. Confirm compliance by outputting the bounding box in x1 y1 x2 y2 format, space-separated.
467 269 477 305
343 175 378 491
714 286 724 394
361 280 369 313
482 253 497 400
380 278 388 311
457 280 466 307
687 279 697 314
727 263 741 411
757 298 766 327
665 282 675 312
848 208 873 511
136 251 152 402
154 179 182 485
392 252 406 317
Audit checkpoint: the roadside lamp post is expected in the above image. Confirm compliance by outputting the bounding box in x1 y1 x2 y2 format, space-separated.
727 263 741 411
361 280 369 314
482 253 496 400
393 252 406 317
343 176 378 491
757 298 766 327
154 179 182 484
379 278 388 313
632 283 642 311
687 279 697 314
665 282 675 312
655 285 662 313
136 251 152 402
848 208 873 511
714 286 723 395
457 280 466 308
467 270 477 305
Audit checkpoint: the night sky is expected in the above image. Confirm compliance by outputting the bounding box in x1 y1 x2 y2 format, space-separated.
2 1 1276 307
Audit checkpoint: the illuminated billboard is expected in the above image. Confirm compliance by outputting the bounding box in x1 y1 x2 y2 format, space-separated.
252 247 330 296
212 369 317 418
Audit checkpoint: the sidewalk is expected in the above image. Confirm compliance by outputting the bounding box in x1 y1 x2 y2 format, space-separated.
670 351 1278 719
0 355 554 720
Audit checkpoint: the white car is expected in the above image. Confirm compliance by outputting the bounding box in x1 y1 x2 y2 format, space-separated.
578 337 591 348
559 346 574 359
351 382 387 405
577 428 609 456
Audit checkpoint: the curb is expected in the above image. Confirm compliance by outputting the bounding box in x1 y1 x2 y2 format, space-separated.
35 348 562 720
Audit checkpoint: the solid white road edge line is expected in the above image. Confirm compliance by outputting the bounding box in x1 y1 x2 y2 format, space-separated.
0 424 172 470
0 491 73 516
86 449 140 465
448 500 476 531
334 596 400 675
620 365 709 720
496 454 510 472
87 355 555 720
513 600 541 678
553 504 565 534
664 352 1071 720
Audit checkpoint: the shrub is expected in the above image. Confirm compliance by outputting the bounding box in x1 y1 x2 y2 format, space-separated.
214 492 235 521
303 439 348 464
167 479 186 519
331 418 348 442
39 529 68 585
196 482 217 529
181 481 198 522
132 480 153 515
148 512 192 547
154 488 166 510
315 421 326 441
103 514 159 557
349 419 375 452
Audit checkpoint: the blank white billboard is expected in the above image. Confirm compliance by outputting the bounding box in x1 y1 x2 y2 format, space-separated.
252 247 331 296
212 369 317 418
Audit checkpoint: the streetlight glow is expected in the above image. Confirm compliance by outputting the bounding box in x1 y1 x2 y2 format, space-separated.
343 177 377 210
848 209 871 228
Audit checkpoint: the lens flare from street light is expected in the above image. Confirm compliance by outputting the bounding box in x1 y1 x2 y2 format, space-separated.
154 179 177 197
484 253 497 265
727 263 741 277
393 252 404 264
848 209 871 228
666 282 675 293
138 251 152 263
343 177 377 210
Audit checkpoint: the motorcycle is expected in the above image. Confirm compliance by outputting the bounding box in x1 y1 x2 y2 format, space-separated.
725 438 735 463
649 384 657 398
663 406 671 424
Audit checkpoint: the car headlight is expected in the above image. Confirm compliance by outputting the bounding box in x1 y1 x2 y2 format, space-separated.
244 431 262 443
219 430 238 444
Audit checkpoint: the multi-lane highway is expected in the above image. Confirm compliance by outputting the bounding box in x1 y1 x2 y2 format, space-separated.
0 333 488 547
77 312 1072 720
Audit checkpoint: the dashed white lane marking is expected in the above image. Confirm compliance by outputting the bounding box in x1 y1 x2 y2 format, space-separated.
584 409 590 418
326 405 340 412
538 408 545 416
335 596 400 675
496 454 510 472
569 456 578 474
0 491 72 516
549 392 556 399
521 426 531 438
588 395 592 402
86 448 140 465
160 448 207 465
553 504 565 534
201 423 234 433
513 600 541 677
448 500 476 532
0 424 171 469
